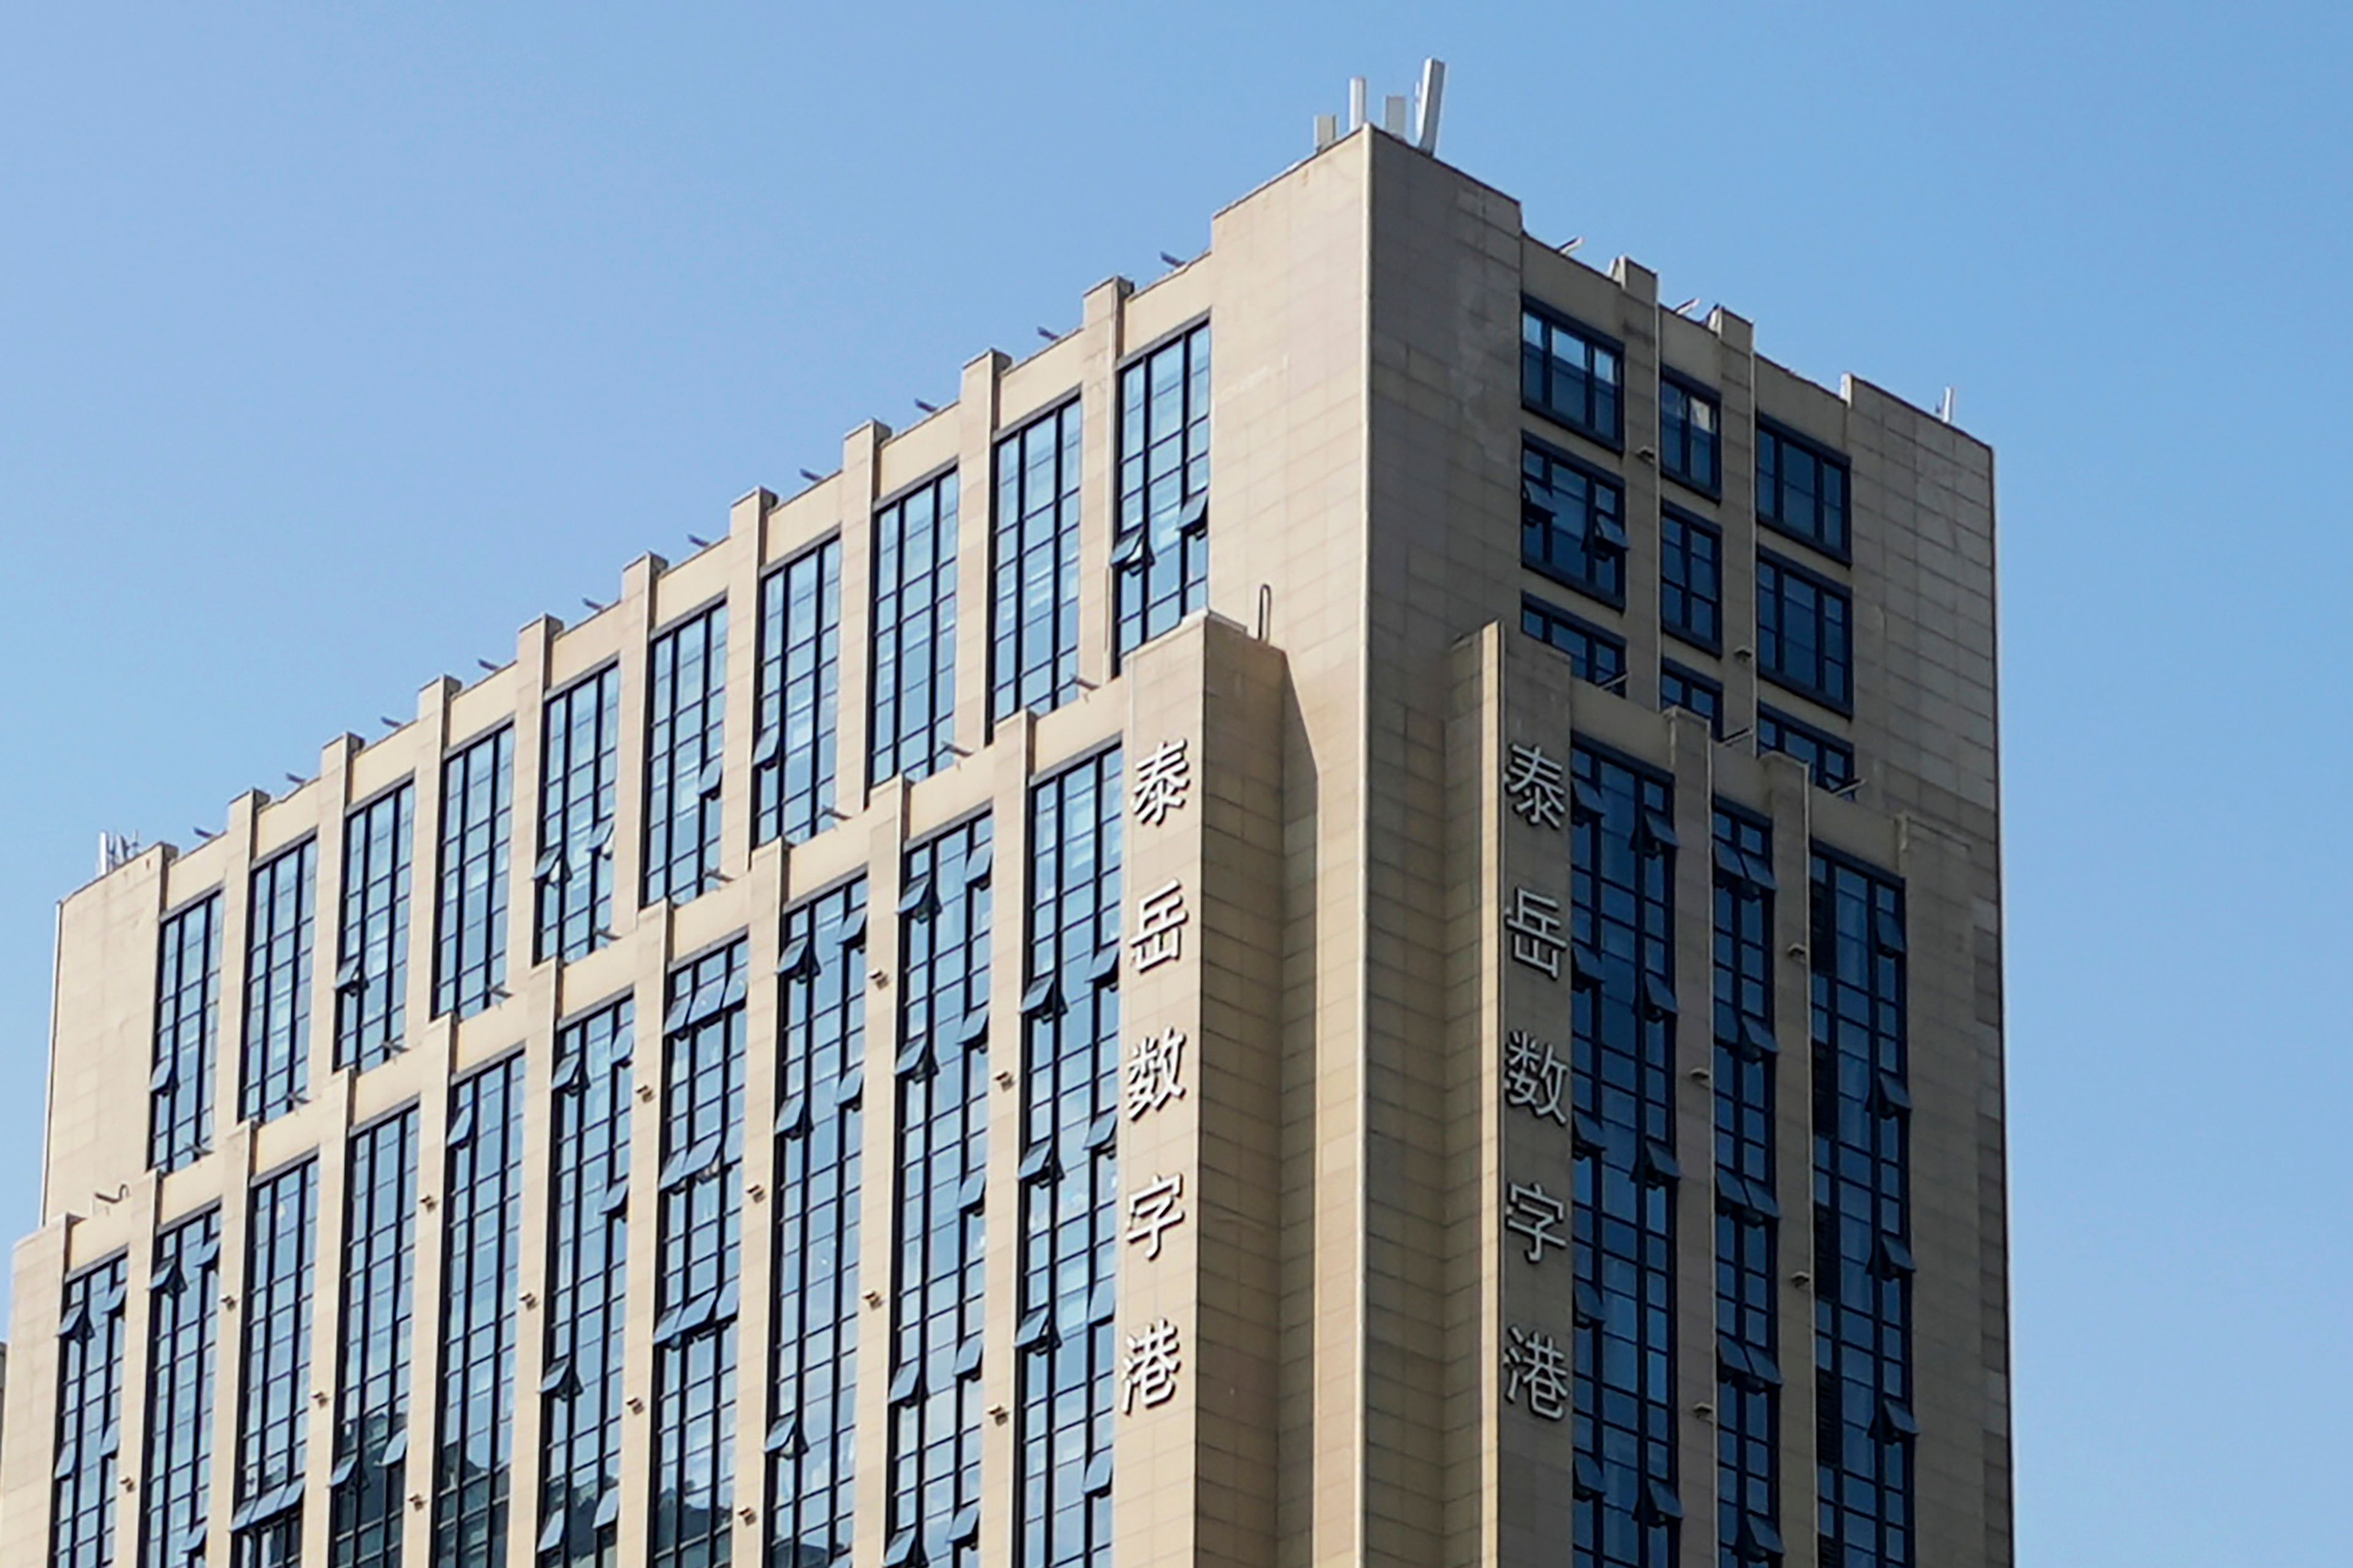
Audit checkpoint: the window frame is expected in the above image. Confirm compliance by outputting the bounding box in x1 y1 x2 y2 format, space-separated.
433 722 514 1023
1519 593 1629 691
1658 369 1722 499
643 597 730 909
1755 549 1854 714
1112 319 1211 668
1521 298 1626 449
1659 504 1723 654
990 397 1084 727
1756 705 1857 793
1520 436 1629 610
1755 417 1852 562
868 466 962 789
537 662 621 964
1659 661 1725 737
754 536 844 849
242 838 316 1125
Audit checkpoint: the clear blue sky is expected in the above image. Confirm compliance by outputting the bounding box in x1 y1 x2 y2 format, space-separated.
4 3 2347 1561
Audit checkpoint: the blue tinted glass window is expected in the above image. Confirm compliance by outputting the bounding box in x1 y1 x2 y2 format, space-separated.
537 665 620 964
337 783 415 1072
756 539 843 848
235 1159 317 1568
1659 510 1721 651
51 1256 129 1568
993 401 1083 725
539 998 632 1568
1115 326 1210 663
1713 809 1779 1568
1660 375 1721 495
1017 749 1122 1568
1756 421 1851 557
243 841 314 1124
143 1210 221 1568
770 882 866 1566
1522 441 1626 608
1756 553 1852 712
1522 303 1624 445
871 472 961 787
333 1109 417 1568
1659 663 1724 737
1811 854 1912 1568
653 941 747 1568
436 726 513 1020
1520 595 1627 691
645 605 728 907
1569 746 1678 1568
888 818 991 1568
1757 708 1856 794
436 1060 523 1568
153 892 222 1172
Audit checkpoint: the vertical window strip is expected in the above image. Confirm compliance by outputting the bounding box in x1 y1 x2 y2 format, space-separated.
1521 441 1628 608
152 892 222 1173
142 1211 221 1568
1569 746 1678 1568
243 841 314 1124
233 1159 317 1568
1114 326 1210 662
1712 809 1780 1568
537 667 621 963
1757 709 1856 795
437 727 514 1020
651 941 748 1568
991 402 1083 724
337 783 415 1072
1521 304 1624 443
645 605 729 907
768 883 866 1566
434 1058 525 1568
1659 512 1721 651
1658 664 1724 738
1660 377 1721 495
332 1110 419 1568
51 1256 129 1568
1811 855 1912 1568
1756 556 1852 713
1520 595 1629 691
887 820 992 1567
539 999 633 1568
1016 749 1123 1568
754 540 843 848
1756 424 1851 558
870 472 961 788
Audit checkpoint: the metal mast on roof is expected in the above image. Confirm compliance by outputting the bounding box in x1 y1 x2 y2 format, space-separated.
1316 59 1447 153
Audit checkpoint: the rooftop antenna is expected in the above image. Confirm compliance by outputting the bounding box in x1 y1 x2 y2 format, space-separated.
1936 386 1958 423
1320 61 1447 153
1413 59 1447 153
96 833 142 877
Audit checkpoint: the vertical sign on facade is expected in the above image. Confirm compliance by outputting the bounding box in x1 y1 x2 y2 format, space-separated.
1499 738 1572 1428
1121 736 1195 1420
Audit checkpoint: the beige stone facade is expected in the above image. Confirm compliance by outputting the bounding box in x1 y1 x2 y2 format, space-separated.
4 126 2006 1568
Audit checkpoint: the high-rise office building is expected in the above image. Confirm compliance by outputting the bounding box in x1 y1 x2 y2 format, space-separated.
3 121 2007 1568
